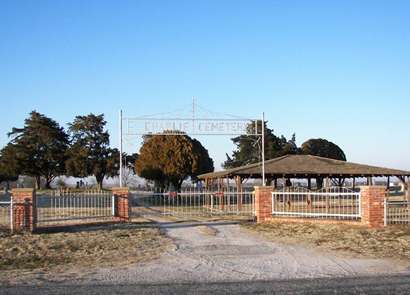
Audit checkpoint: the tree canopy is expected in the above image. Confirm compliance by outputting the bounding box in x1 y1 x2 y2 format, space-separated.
224 122 347 170
301 138 346 161
135 132 214 190
0 143 20 190
65 114 119 189
7 111 69 189
124 152 139 172
223 121 297 169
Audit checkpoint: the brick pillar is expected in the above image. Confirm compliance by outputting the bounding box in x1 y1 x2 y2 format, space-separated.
112 187 130 221
361 186 385 228
11 188 37 232
254 186 274 223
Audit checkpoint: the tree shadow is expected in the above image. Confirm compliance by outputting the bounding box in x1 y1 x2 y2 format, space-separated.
34 219 249 234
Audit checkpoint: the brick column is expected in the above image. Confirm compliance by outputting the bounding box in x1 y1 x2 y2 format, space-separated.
360 186 385 228
11 188 37 232
254 186 274 223
112 187 130 221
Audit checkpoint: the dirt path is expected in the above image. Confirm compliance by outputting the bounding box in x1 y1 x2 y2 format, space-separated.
86 217 409 284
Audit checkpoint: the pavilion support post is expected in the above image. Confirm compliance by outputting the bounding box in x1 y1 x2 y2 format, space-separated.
325 177 330 213
367 177 373 186
282 177 286 211
350 178 355 207
235 176 243 210
226 176 230 209
217 178 224 210
207 179 212 207
307 178 311 190
273 178 277 189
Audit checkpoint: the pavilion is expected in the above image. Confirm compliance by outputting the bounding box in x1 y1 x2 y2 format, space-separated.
198 154 410 191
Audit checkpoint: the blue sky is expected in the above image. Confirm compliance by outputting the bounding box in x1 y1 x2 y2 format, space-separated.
1 0 409 170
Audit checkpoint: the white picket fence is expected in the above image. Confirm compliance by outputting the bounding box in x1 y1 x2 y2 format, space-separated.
272 187 361 220
384 200 410 225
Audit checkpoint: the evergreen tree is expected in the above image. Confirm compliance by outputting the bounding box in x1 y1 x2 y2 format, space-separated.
223 120 293 169
0 143 20 191
301 138 346 161
65 114 119 189
135 132 214 190
8 111 69 189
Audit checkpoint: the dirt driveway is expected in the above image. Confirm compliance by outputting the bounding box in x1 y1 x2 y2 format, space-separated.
2 217 409 286
87 217 409 284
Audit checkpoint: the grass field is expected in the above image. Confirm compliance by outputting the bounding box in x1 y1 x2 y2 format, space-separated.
0 222 172 278
242 220 410 260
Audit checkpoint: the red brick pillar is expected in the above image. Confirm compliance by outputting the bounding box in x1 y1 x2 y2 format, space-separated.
11 188 37 232
112 187 130 221
254 186 274 223
361 186 385 228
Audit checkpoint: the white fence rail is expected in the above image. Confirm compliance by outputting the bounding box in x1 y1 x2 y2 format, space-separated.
0 200 13 231
131 188 255 218
272 187 361 220
385 200 410 225
36 190 113 226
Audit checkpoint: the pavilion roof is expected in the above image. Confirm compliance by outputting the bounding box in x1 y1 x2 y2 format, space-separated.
198 154 410 179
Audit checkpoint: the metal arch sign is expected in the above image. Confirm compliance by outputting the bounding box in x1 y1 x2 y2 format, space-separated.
123 117 262 136
118 106 266 188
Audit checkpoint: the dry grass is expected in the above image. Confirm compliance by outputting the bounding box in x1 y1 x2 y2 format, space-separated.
0 223 172 273
242 220 410 260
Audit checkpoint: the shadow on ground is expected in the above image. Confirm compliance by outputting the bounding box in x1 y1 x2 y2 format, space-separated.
34 219 248 234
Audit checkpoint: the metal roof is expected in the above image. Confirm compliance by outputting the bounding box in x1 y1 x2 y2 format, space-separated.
198 154 410 179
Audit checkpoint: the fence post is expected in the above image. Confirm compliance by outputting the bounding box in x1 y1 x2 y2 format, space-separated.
9 197 13 233
111 187 130 222
254 186 274 223
384 197 387 227
11 188 37 232
111 194 116 217
360 186 385 228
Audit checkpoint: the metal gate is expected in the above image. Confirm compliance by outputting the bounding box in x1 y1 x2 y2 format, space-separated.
36 190 113 227
384 200 410 225
130 188 255 220
272 187 361 220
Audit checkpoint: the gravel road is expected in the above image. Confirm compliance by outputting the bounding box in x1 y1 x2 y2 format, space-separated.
87 218 409 284
2 217 410 294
